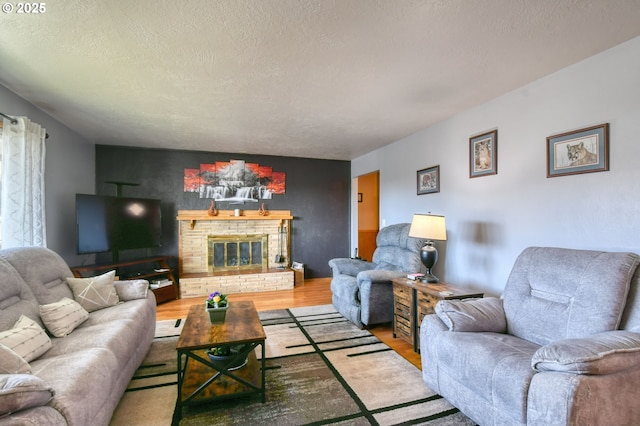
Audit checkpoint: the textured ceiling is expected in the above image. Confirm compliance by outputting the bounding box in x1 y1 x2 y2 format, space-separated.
1 1 640 160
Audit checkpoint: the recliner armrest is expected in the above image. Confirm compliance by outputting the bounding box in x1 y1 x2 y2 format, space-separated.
435 297 506 332
532 330 640 374
328 258 373 277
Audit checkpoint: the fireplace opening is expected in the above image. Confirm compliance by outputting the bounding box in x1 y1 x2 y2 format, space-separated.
207 234 268 273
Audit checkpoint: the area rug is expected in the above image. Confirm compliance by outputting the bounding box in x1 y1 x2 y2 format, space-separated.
110 305 475 425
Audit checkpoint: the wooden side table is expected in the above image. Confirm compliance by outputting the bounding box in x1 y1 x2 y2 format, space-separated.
391 278 483 353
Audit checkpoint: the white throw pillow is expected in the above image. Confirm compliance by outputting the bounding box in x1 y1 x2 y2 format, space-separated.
66 270 120 312
0 315 52 362
39 297 89 337
0 343 31 374
114 279 149 301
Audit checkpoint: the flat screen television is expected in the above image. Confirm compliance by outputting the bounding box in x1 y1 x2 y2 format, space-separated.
76 194 162 255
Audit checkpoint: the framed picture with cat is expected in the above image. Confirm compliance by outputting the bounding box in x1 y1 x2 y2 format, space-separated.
546 123 609 178
469 129 497 178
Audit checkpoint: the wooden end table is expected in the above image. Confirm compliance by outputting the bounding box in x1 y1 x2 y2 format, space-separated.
173 301 266 424
392 278 483 352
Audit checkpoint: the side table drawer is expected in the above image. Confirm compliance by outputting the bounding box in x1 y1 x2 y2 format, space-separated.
416 292 439 325
394 312 412 342
393 284 412 303
393 282 414 346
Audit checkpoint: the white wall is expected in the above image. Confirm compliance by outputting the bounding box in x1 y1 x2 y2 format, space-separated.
352 36 640 296
0 85 95 264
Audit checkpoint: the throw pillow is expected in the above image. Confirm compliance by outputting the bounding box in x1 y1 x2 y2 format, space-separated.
435 297 507 333
0 374 55 416
66 270 120 312
39 297 89 337
0 316 52 362
0 343 31 374
114 279 149 301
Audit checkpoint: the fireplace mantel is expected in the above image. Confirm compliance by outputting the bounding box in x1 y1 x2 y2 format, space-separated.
177 209 292 229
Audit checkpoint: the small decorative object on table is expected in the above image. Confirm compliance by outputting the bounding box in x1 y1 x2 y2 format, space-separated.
207 200 218 216
205 291 228 324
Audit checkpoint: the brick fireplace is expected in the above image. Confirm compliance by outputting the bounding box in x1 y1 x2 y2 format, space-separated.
176 209 294 298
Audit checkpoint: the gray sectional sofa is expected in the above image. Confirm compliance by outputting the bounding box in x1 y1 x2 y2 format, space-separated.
0 247 156 425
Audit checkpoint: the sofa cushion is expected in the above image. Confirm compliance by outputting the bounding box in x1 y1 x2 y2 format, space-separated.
0 315 51 362
532 330 640 374
0 343 31 374
114 279 148 301
0 246 74 306
435 297 506 333
39 297 89 337
29 347 120 426
0 256 43 331
0 374 55 416
503 247 639 346
374 261 402 271
66 270 120 312
372 223 425 273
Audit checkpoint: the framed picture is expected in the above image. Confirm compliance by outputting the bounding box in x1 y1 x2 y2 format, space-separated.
547 123 609 178
469 130 497 178
357 193 363 202
417 165 440 195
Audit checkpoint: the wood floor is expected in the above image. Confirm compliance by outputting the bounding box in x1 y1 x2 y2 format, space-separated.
156 277 422 369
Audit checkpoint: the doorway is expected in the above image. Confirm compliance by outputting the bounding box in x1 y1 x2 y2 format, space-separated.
357 171 379 262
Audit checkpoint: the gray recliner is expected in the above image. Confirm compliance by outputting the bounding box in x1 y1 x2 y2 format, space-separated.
421 246 640 425
328 223 425 328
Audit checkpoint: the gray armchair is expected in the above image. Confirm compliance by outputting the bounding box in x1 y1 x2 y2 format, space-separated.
421 246 640 425
329 223 425 328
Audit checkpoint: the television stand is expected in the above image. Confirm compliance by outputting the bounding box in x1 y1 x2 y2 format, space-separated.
70 256 179 304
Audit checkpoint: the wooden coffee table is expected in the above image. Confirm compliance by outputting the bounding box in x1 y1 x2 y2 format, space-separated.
172 301 266 424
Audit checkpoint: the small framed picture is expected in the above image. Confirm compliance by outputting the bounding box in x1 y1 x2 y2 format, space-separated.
357 193 363 202
417 165 440 195
469 130 497 178
547 123 609 178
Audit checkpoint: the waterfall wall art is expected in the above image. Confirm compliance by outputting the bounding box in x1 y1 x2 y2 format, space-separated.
184 159 286 203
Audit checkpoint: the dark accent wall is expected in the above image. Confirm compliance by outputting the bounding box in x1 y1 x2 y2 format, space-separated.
95 145 350 278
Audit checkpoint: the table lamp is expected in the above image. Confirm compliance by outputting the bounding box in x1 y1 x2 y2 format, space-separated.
408 213 447 283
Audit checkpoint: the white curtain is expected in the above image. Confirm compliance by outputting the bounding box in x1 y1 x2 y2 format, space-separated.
1 117 47 248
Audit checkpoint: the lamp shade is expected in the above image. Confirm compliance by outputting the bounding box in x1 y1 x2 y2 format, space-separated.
408 214 447 241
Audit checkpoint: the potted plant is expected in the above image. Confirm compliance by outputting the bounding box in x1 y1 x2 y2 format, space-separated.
206 344 249 371
205 291 228 323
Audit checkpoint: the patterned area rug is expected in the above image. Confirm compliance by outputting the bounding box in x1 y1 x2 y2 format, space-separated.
110 305 475 425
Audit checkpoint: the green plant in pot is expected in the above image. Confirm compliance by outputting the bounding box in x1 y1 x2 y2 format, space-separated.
206 344 248 370
205 291 229 323
206 291 228 309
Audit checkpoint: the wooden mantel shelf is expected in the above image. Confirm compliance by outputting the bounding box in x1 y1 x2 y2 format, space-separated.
177 209 292 229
